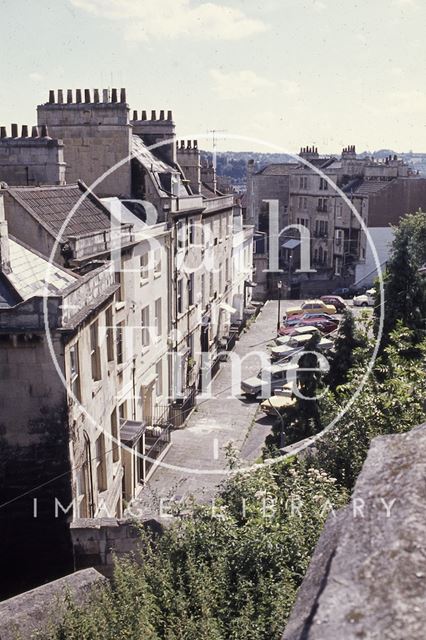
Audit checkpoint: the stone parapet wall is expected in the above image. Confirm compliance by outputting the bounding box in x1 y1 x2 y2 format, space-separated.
0 568 106 640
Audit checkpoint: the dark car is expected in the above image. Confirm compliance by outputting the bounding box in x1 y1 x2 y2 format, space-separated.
284 312 339 326
320 295 347 312
279 316 339 336
332 287 351 299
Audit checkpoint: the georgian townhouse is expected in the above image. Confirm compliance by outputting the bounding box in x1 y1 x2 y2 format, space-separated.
0 194 122 594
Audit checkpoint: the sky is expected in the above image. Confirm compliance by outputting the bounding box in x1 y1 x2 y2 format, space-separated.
0 0 425 154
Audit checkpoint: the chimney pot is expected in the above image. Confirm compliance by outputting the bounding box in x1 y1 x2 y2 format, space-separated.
111 88 118 103
102 89 108 103
187 140 192 149
141 110 147 120
159 109 165 120
132 110 138 121
67 89 73 103
151 110 156 120
180 140 185 149
21 125 29 137
120 88 126 103
84 89 90 103
41 124 49 137
57 89 64 104
48 90 55 104
76 89 82 103
32 125 39 137
11 124 18 138
0 127 6 138
167 110 172 120
194 140 198 149
93 89 100 103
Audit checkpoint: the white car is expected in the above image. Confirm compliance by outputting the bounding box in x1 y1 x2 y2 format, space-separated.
241 363 298 398
353 288 375 307
270 343 304 362
276 333 314 347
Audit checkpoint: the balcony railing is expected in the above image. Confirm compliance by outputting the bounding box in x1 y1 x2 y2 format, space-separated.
144 424 171 480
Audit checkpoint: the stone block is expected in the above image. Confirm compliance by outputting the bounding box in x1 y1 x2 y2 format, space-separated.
0 568 106 639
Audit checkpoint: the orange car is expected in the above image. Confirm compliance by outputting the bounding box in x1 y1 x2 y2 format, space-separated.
285 299 337 318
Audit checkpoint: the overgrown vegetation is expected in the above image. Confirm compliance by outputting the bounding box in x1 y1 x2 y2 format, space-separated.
38 213 426 640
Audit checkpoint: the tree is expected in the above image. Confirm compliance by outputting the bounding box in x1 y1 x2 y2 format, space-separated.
374 211 426 345
326 309 365 390
296 333 323 436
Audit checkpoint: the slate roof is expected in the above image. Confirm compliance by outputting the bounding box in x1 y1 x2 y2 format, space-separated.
343 179 392 197
6 237 76 301
256 163 297 176
132 134 189 197
7 184 111 239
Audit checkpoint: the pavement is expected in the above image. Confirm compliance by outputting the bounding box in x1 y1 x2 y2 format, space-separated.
130 300 291 519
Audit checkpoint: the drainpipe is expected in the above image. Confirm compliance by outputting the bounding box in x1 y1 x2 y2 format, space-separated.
84 432 95 518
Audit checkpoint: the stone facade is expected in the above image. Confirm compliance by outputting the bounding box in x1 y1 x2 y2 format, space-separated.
247 146 426 297
37 89 132 198
0 124 65 186
0 87 255 598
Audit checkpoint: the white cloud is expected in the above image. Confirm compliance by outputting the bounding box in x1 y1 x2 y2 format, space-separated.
281 79 301 96
210 69 273 100
209 69 301 102
70 0 267 41
29 72 43 82
387 89 426 114
312 1 327 11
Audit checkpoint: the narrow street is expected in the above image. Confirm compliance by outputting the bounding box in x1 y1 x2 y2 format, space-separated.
132 300 297 518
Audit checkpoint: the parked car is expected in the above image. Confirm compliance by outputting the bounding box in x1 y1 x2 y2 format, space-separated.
240 362 298 398
284 312 339 326
353 288 375 307
274 382 295 397
285 300 337 318
260 395 296 416
270 343 304 362
271 333 334 361
332 287 351 299
280 317 338 335
276 332 315 346
320 295 347 312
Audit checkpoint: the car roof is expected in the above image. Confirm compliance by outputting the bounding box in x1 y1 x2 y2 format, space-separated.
270 363 299 373
294 325 320 334
303 299 325 304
